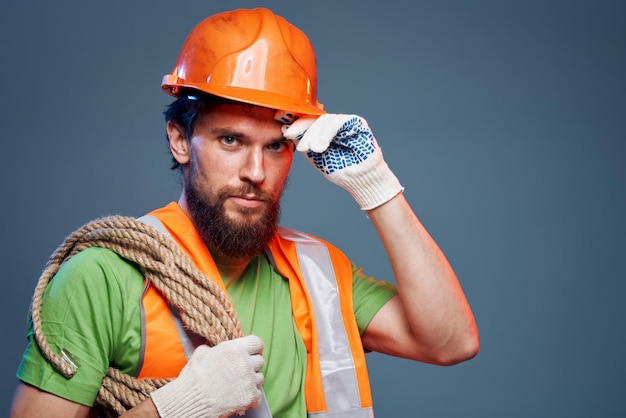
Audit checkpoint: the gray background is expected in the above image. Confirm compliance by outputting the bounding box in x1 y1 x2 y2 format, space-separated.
2 0 625 416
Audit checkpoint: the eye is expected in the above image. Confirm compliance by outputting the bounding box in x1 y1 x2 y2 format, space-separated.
220 136 238 146
267 140 292 152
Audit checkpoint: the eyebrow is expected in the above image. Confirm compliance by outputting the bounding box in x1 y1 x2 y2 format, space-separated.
210 127 286 144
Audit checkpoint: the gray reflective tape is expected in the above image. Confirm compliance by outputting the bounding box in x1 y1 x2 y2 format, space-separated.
278 227 368 417
139 215 197 357
170 310 197 360
137 279 149 377
138 215 168 235
308 409 373 418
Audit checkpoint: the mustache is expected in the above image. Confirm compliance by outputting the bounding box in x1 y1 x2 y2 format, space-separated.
219 184 273 201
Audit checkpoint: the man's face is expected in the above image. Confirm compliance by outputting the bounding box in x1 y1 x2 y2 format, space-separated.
173 103 294 259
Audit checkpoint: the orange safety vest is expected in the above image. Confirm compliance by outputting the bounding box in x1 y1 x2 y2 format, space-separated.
137 202 374 417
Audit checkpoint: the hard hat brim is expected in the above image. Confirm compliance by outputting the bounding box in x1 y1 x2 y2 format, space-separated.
163 78 325 116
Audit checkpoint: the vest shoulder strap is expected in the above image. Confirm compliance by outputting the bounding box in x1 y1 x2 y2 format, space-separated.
272 227 374 417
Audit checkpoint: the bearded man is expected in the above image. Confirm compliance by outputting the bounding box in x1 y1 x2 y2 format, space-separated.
11 8 479 418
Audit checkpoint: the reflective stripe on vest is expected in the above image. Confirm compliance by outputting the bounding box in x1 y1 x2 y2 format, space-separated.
138 215 198 360
137 203 374 417
273 227 372 418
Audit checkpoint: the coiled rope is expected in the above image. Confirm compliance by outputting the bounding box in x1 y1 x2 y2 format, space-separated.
30 215 243 416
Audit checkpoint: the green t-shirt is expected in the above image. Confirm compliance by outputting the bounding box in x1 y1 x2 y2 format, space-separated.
17 246 397 417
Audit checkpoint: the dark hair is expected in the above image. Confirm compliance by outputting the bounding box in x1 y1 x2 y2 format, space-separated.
163 91 235 170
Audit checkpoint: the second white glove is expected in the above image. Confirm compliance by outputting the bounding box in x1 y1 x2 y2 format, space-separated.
150 335 265 418
283 114 404 210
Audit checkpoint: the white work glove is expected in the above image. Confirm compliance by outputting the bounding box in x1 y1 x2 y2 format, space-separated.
150 335 264 418
282 114 404 210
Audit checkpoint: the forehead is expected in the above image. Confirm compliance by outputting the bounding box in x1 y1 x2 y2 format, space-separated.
196 103 282 133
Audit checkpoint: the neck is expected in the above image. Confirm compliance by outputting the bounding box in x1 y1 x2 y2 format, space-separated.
211 250 256 285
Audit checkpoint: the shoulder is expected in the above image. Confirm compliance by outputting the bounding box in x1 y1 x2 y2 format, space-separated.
275 226 346 255
59 246 140 275
51 247 145 295
274 226 355 288
40 246 146 332
18 248 145 406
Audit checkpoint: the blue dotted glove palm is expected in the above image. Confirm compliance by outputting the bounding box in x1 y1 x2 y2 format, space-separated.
282 114 403 210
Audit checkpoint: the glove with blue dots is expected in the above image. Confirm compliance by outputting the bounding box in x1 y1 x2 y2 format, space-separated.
282 114 404 210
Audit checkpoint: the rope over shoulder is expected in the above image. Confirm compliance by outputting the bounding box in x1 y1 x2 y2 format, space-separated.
30 215 244 416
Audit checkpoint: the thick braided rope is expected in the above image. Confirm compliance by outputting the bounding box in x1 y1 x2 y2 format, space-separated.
30 215 244 416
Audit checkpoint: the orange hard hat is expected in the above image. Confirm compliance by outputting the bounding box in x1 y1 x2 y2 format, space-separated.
162 8 325 116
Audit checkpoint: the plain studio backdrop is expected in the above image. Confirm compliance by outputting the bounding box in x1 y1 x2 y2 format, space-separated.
1 1 624 416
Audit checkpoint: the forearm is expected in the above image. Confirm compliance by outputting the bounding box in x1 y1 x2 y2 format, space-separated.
121 399 159 417
10 383 159 418
366 193 479 363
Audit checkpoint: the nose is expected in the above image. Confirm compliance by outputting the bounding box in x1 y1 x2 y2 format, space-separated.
240 146 266 185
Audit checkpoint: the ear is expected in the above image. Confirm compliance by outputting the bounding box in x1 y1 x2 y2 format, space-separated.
167 121 190 165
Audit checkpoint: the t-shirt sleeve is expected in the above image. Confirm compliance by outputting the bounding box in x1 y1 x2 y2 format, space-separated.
351 263 397 335
15 247 144 406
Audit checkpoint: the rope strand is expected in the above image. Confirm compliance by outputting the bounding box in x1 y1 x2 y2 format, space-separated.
30 215 243 416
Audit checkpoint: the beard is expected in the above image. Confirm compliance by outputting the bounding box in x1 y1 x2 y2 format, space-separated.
184 169 283 260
